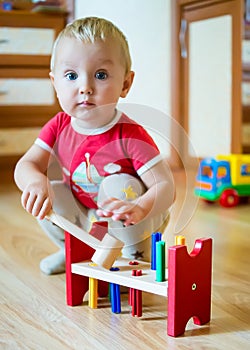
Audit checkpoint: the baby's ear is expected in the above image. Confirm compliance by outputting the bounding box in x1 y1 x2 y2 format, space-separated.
49 71 55 85
120 71 135 98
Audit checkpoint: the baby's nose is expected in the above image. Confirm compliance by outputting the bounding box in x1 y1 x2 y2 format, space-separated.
79 78 93 95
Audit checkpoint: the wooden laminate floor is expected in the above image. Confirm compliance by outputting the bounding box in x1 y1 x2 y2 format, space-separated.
0 171 249 349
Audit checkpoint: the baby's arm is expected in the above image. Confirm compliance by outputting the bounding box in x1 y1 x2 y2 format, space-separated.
96 160 175 226
14 144 53 220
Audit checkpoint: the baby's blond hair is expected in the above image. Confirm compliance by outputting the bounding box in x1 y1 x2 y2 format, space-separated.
50 17 132 74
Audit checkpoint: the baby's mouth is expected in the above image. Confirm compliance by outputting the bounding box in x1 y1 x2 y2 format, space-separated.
78 100 95 107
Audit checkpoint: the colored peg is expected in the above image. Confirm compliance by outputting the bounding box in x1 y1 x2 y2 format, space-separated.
110 283 121 313
129 288 133 306
175 235 186 246
131 269 142 317
151 232 162 270
156 241 166 282
135 288 142 317
88 277 98 308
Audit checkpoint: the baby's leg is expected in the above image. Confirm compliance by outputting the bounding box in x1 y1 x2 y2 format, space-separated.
108 212 169 261
38 180 88 274
98 174 169 261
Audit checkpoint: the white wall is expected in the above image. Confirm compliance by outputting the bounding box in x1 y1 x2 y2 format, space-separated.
188 15 232 158
74 0 172 155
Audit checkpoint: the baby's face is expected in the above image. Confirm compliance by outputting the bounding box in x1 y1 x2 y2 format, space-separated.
50 36 133 128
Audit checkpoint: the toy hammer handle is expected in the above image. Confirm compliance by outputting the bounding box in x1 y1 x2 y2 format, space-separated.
45 211 124 269
46 211 100 249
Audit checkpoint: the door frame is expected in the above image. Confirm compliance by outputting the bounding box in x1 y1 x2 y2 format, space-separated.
171 0 243 166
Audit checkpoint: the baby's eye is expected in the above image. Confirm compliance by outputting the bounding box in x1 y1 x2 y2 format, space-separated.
65 72 78 80
95 71 108 80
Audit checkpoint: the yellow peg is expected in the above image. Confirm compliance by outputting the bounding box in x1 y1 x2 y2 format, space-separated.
175 235 186 246
89 278 98 309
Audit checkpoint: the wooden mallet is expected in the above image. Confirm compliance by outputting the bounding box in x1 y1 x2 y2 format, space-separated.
46 211 124 269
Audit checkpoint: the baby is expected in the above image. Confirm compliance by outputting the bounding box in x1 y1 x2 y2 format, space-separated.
14 17 175 274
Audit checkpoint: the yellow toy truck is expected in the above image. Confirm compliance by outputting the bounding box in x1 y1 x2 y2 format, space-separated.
195 154 250 207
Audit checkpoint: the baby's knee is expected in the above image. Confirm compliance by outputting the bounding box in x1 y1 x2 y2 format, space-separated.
121 236 151 262
98 173 145 204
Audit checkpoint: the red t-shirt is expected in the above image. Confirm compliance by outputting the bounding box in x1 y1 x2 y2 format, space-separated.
35 110 161 208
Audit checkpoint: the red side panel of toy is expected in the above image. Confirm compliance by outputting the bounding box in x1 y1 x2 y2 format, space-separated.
167 238 212 337
65 224 109 306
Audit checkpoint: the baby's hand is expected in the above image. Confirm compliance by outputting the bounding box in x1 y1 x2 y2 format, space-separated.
96 198 146 226
21 178 53 220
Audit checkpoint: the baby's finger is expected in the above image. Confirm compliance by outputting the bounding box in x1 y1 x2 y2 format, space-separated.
37 197 52 220
117 213 135 226
31 194 49 217
96 208 113 217
21 190 30 209
97 197 118 210
24 192 37 214
99 199 126 214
